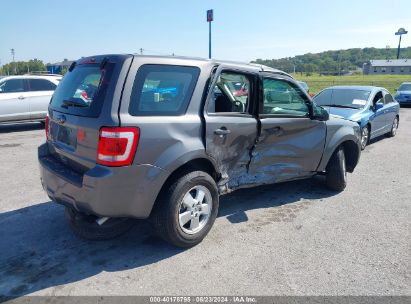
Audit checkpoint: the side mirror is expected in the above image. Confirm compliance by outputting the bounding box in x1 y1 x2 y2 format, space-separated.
375 102 384 111
312 105 329 121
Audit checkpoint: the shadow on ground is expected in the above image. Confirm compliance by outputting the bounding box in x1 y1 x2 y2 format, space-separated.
0 176 336 297
0 122 44 134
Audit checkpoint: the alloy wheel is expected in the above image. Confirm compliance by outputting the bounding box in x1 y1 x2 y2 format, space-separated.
392 117 399 136
178 185 212 235
361 127 369 149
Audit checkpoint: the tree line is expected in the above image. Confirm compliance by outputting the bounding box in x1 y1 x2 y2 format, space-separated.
2 47 411 76
0 59 48 75
252 47 411 75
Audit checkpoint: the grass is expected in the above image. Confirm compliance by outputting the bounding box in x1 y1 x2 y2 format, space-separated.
292 73 409 95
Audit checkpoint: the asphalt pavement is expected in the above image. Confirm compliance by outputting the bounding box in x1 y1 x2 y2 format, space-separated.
0 109 410 297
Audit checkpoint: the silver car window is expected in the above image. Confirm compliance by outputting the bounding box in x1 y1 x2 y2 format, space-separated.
0 79 26 93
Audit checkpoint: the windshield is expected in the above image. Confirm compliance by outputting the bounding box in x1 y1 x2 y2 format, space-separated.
398 84 411 91
314 88 371 109
50 63 114 117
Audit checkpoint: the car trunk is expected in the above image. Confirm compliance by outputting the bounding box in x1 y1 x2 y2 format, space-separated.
46 55 133 173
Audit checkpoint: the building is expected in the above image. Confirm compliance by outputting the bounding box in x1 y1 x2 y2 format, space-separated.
363 59 411 75
46 59 74 74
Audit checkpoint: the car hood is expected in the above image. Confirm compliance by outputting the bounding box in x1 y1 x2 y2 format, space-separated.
322 106 363 122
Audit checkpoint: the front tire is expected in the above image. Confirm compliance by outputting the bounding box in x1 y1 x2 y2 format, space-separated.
360 125 370 150
325 146 347 191
151 171 219 248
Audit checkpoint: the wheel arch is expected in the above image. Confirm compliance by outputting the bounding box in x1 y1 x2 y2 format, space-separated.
317 126 361 173
149 157 220 217
366 121 371 133
341 140 360 173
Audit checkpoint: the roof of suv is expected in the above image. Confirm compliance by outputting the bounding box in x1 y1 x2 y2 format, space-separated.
129 54 293 78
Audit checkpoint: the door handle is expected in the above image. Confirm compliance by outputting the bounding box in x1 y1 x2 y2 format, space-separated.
214 128 231 135
18 95 25 100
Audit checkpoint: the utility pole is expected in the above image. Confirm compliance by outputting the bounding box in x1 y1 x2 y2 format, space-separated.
207 9 214 59
11 48 16 75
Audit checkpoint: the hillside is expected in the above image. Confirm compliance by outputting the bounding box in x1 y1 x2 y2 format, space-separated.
252 47 411 74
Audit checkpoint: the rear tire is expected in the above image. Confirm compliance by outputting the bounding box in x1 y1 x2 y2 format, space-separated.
325 146 347 191
387 116 399 137
64 207 135 240
151 171 219 248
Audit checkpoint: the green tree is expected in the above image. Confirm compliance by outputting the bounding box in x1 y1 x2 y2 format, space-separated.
251 47 411 74
0 59 46 75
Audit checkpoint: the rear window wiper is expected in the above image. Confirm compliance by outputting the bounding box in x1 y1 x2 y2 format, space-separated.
62 99 88 108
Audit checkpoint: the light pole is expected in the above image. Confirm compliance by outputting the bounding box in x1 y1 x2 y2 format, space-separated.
395 28 408 59
11 48 16 74
207 9 213 59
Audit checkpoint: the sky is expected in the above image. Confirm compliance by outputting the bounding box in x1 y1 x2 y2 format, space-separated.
0 0 410 65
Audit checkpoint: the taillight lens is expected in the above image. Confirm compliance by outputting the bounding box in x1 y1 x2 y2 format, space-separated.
97 127 140 166
45 116 50 140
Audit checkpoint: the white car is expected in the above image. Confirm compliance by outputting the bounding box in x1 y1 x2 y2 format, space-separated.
0 75 61 124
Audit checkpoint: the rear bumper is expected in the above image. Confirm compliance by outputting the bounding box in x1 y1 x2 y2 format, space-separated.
38 143 169 219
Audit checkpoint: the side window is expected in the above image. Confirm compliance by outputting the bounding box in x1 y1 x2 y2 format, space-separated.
313 89 332 106
384 93 394 104
0 79 26 93
372 91 383 104
208 72 251 114
28 79 57 91
129 65 200 116
262 78 309 116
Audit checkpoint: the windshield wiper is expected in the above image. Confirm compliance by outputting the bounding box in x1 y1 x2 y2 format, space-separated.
324 104 359 109
62 99 88 108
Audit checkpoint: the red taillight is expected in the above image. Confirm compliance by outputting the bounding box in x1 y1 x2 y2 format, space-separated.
97 127 139 167
45 116 50 140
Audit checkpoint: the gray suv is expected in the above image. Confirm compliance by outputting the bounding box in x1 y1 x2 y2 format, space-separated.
38 55 361 247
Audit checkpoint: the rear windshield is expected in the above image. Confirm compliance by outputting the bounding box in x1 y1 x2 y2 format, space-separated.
314 89 371 109
50 63 114 117
129 64 200 116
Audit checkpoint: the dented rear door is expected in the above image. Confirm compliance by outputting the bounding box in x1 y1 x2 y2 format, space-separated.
204 67 258 191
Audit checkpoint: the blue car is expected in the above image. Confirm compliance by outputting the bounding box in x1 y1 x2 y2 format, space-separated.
313 86 400 150
394 82 411 106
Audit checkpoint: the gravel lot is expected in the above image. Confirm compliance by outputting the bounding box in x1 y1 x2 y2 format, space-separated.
0 109 410 297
